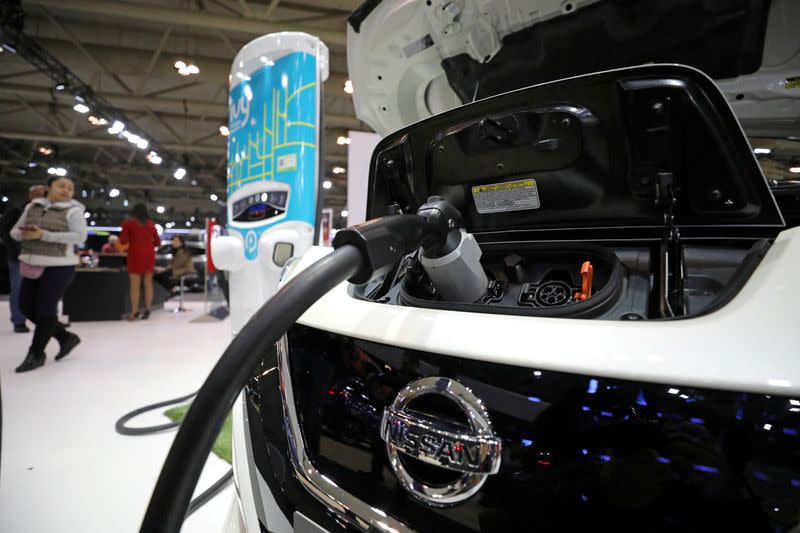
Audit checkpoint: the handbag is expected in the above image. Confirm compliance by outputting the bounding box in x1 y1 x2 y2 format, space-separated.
19 260 45 280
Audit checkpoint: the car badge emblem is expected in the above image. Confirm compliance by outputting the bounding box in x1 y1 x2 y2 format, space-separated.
380 377 502 506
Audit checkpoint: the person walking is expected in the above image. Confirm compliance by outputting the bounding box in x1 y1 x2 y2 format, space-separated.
1 184 46 333
119 203 160 320
11 176 86 373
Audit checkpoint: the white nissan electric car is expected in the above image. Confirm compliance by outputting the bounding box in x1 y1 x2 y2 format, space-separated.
222 3 800 533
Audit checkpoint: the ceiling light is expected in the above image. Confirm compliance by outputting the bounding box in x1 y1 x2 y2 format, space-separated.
341 209 349 218
54 82 66 91
344 79 353 94
791 167 800 174
55 168 67 177
322 180 332 189
88 116 108 126
210 193 218 201
2 196 8 203
190 216 196 222
147 151 162 165
90 221 96 226
74 95 85 103
156 205 166 214
123 199 129 207
332 166 346 174
165 222 174 229
173 168 186 180
185 221 192 227
73 103 90 114
38 146 53 156
109 188 120 198
136 138 149 150
336 136 351 145
754 148 771 155
84 211 91 219
190 179 198 186
28 162 37 168
1 43 17 54
219 125 230 137
175 60 199 76
108 121 125 135
123 131 141 144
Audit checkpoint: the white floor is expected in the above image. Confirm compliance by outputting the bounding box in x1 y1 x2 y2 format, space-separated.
0 296 236 533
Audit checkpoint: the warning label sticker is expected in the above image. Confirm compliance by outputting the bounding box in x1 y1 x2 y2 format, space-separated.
472 179 541 214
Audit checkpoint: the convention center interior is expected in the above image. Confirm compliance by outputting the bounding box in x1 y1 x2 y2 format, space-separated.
1 1 800 532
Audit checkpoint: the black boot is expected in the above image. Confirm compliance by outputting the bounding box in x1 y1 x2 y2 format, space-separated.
16 351 45 373
55 332 81 361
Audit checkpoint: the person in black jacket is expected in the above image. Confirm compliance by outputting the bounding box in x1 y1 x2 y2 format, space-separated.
0 185 45 333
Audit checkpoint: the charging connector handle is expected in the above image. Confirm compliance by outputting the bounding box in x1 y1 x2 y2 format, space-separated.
332 214 429 284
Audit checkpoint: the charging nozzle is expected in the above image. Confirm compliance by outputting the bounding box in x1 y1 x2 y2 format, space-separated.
334 197 488 303
332 214 429 284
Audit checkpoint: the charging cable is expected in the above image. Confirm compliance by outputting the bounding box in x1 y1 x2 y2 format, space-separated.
141 209 461 532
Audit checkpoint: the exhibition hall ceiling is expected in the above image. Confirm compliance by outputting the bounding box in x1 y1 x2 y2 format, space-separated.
0 0 366 224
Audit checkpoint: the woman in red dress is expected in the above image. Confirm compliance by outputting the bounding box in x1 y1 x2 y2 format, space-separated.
119 203 160 320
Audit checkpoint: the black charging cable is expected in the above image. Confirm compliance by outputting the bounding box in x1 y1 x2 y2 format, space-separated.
115 392 234 519
141 213 447 532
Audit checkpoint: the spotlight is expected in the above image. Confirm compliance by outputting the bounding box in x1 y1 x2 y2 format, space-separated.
341 209 349 217
219 125 230 137
173 168 186 180
210 193 218 201
136 138 149 150
322 180 332 189
2 196 8 203
147 151 162 165
156 205 166 214
73 103 90 114
175 59 199 76
753 148 771 155
109 188 120 198
185 221 192 227
54 82 66 91
88 116 108 126
108 121 125 135
344 79 353 94
791 167 800 174
332 166 346 174
336 136 351 145
38 146 53 156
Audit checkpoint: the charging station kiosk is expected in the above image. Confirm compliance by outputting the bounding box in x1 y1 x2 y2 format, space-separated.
211 33 329 334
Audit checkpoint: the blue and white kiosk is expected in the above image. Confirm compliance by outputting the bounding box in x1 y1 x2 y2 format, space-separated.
211 33 329 334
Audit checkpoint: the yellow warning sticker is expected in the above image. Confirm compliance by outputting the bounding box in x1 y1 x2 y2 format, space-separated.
472 179 540 214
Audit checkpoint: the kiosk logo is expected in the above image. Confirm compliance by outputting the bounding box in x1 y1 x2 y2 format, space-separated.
229 92 251 134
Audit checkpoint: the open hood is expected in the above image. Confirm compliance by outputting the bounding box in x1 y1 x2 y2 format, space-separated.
366 64 784 241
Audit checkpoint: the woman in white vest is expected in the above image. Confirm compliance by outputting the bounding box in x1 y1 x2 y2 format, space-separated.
10 176 87 373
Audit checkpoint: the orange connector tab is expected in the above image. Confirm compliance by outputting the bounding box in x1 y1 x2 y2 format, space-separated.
574 261 594 301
